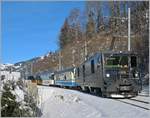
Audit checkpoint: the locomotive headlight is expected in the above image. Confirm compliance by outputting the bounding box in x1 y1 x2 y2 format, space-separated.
135 73 138 77
106 73 110 77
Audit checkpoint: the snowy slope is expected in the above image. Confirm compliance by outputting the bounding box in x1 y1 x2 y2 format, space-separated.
0 64 6 70
0 71 21 81
38 86 149 118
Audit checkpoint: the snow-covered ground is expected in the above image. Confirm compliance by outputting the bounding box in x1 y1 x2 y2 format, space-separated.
0 71 21 81
38 86 150 118
139 85 149 96
0 64 13 69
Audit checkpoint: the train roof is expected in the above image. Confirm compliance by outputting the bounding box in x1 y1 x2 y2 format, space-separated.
34 69 54 76
78 51 139 66
89 51 138 58
100 51 138 55
54 67 76 74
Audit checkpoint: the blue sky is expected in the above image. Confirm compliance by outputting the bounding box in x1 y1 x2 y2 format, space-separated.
2 1 85 64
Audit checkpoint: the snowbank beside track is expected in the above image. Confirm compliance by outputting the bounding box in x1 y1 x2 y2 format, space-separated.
38 86 149 118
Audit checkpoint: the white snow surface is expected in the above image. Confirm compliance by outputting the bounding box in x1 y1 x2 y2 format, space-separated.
0 64 14 70
11 86 24 102
0 64 6 70
38 86 149 118
0 71 21 82
40 56 44 60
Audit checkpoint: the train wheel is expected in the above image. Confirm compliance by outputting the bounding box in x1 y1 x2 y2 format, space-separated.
94 88 102 97
90 87 95 93
86 87 90 93
102 92 107 98
82 86 90 93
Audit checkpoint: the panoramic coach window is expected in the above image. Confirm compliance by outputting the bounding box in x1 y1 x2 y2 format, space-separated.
91 60 95 73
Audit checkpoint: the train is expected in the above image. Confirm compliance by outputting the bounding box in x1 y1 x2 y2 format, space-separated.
27 51 142 98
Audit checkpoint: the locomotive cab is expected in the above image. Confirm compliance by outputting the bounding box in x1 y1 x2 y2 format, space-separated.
103 52 141 97
76 51 141 98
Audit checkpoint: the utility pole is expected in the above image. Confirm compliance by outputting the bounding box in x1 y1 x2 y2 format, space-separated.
58 51 62 71
72 49 75 67
30 62 33 76
84 36 88 61
127 8 131 86
128 8 131 51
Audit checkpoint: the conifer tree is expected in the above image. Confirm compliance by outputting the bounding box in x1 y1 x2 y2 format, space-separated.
86 13 96 39
59 18 70 49
1 82 19 117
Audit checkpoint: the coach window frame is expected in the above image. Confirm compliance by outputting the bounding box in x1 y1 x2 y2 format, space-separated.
82 65 85 77
77 67 80 77
91 59 95 73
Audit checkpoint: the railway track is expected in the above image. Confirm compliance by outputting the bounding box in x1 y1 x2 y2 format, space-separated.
115 98 150 110
129 98 149 104
138 94 149 97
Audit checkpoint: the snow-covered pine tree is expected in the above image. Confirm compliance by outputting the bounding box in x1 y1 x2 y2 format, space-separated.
1 79 41 117
1 82 19 117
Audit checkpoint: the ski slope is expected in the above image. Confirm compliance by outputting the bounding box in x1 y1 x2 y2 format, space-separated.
38 86 149 118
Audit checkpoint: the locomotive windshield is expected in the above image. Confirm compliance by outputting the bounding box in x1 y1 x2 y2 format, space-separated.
105 55 128 67
104 54 137 68
104 54 139 79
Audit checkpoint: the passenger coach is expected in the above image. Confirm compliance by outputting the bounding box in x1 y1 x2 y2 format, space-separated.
54 67 79 88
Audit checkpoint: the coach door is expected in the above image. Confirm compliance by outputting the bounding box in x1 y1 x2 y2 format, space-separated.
97 55 103 84
82 65 85 83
